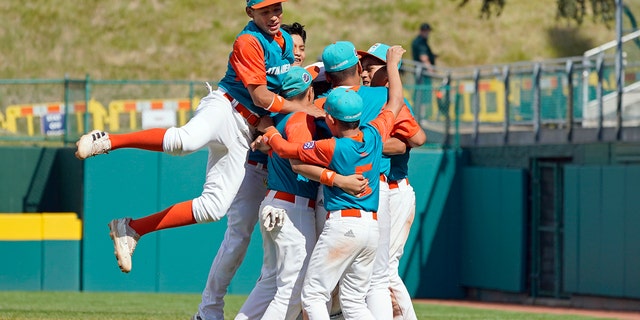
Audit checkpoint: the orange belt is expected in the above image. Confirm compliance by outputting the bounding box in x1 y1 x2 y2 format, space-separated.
224 93 260 127
268 190 315 209
247 160 267 171
388 178 409 189
327 209 378 221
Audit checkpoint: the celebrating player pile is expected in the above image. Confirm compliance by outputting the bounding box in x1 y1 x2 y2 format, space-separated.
74 0 426 319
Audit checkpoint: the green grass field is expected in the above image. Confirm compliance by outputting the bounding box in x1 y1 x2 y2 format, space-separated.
0 291 611 320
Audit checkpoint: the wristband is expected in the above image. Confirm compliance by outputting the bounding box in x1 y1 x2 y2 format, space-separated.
263 128 281 145
320 169 336 187
266 94 284 113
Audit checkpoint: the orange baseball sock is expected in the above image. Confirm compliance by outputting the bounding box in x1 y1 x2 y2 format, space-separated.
109 128 166 152
129 200 197 237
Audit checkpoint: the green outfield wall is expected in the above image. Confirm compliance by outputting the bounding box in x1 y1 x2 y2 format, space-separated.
2 145 640 306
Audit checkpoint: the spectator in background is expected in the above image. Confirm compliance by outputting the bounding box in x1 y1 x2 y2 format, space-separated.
411 23 436 70
410 22 437 125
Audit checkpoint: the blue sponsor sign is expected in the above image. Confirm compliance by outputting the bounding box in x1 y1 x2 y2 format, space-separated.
41 113 66 136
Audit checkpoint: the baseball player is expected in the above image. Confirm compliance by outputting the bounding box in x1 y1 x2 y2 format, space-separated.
313 41 425 320
281 22 306 67
193 21 312 320
236 67 367 320
74 0 324 275
359 43 427 320
256 43 407 320
235 66 320 320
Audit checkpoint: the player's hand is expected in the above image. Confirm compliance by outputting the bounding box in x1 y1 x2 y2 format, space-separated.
257 115 274 133
304 103 327 119
251 135 271 153
262 205 286 231
386 45 406 70
333 174 369 197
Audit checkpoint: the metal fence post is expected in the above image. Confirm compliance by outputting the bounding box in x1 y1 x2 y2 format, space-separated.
502 66 511 144
596 54 604 141
472 68 480 145
533 63 541 142
85 74 91 135
565 60 574 142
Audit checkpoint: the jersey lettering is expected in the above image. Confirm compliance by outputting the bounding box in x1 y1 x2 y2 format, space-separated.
355 163 373 197
266 64 291 76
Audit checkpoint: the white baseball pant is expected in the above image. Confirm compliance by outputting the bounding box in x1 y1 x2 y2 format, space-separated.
162 89 253 224
366 179 392 319
235 191 316 320
302 210 379 320
197 161 268 320
314 187 344 318
388 178 417 320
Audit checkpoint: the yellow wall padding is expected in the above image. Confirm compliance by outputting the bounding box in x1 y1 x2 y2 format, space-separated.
0 213 82 241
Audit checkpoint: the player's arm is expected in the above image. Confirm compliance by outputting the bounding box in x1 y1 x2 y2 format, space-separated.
383 45 406 118
370 45 407 141
248 85 325 117
290 160 368 196
230 34 325 118
383 137 407 155
262 126 335 168
392 106 427 148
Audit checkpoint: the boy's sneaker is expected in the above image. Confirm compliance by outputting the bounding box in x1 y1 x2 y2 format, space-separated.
76 130 111 160
108 218 140 273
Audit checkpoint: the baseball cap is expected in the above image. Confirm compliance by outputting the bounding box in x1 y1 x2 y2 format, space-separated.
356 43 401 69
246 0 287 9
280 66 313 99
322 41 359 73
324 87 363 122
420 23 432 31
305 62 326 82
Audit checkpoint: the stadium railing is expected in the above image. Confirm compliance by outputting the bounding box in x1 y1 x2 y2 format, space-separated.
1 31 639 148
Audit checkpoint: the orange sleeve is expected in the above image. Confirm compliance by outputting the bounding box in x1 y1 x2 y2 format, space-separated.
392 106 421 140
269 135 334 167
297 139 334 168
285 113 315 143
370 109 396 143
229 34 267 87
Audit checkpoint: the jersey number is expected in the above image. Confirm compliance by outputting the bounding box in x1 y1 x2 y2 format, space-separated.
355 163 373 197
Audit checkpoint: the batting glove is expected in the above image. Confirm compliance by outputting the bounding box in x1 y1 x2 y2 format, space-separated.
262 205 286 232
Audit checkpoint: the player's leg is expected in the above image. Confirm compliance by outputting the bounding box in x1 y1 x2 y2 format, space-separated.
314 186 327 241
196 162 267 320
234 199 279 320
302 215 373 319
339 218 379 319
366 181 393 319
314 187 344 319
107 91 251 273
262 201 316 320
388 183 417 320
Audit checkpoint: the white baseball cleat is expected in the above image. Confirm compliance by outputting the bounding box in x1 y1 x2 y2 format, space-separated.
108 217 140 273
75 130 111 160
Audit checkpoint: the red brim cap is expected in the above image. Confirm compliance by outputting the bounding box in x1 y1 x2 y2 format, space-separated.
250 0 287 9
305 65 320 80
305 62 326 82
357 50 385 64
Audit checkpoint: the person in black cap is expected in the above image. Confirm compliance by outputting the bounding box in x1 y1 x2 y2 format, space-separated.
411 22 437 125
411 23 436 69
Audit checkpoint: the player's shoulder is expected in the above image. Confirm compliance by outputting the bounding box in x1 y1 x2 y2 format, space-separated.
358 85 387 94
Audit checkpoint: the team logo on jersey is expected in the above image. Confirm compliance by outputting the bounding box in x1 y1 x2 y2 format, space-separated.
303 141 316 149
